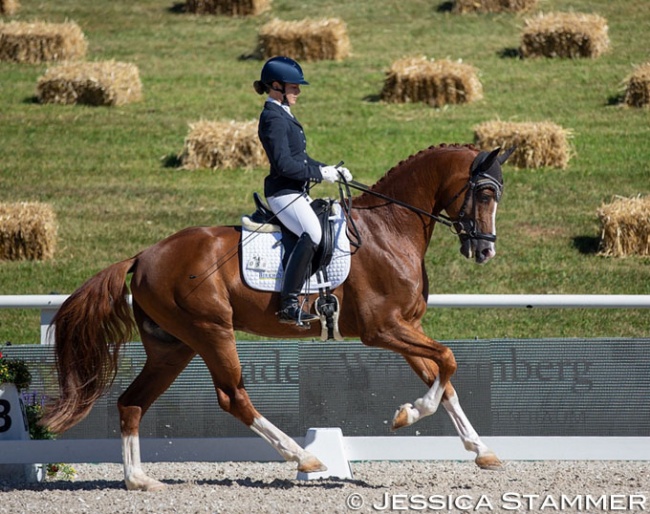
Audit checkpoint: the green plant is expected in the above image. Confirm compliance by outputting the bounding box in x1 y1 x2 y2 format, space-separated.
0 346 32 391
22 392 77 481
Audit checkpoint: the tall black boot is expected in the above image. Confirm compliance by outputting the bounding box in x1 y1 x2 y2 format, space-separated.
278 233 319 324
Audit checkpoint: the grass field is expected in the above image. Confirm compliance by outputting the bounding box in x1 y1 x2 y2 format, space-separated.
1 0 648 344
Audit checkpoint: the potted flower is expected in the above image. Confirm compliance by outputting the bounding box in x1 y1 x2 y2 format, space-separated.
0 345 76 481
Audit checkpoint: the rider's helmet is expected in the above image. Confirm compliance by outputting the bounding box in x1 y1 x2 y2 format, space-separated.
253 56 309 95
260 56 309 86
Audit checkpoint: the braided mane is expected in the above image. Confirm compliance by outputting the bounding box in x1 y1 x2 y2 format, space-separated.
368 143 478 192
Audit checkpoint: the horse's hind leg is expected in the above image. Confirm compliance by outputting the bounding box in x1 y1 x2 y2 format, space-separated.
401 355 503 470
197 330 326 474
118 313 197 490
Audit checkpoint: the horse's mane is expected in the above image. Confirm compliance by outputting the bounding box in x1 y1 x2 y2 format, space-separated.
364 143 478 194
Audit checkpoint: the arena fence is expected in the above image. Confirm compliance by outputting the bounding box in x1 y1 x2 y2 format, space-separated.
0 295 649 467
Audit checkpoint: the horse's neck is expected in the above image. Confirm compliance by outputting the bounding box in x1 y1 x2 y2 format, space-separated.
356 149 451 253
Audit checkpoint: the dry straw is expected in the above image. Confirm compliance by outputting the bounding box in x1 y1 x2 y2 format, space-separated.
520 12 610 58
186 0 270 16
380 56 483 107
0 202 57 261
180 120 268 171
623 62 650 108
452 0 537 14
36 60 143 106
257 18 350 62
598 195 650 258
0 20 87 63
0 0 19 16
473 120 572 169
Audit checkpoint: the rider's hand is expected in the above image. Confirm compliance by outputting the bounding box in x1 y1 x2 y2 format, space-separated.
320 165 339 183
338 167 352 182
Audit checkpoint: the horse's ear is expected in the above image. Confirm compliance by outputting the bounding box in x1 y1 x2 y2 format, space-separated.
476 147 501 174
497 146 516 165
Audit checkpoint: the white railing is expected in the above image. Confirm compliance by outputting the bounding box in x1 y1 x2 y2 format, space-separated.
2 294 650 345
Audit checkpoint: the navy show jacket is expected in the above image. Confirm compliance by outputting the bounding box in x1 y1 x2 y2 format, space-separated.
258 101 325 198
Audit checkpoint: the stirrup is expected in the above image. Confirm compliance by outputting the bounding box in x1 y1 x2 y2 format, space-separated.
277 304 319 325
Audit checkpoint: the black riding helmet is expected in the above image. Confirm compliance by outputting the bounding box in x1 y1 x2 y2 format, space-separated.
253 56 309 98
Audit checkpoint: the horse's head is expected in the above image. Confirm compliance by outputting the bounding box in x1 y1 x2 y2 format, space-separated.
446 147 514 264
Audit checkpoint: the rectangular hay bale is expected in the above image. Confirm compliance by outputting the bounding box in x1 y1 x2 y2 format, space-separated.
36 60 143 106
520 12 610 58
452 0 537 14
380 56 483 107
473 120 572 169
186 0 270 16
0 202 57 261
180 120 268 171
598 195 650 257
257 18 350 62
623 62 650 108
0 20 87 63
0 0 19 16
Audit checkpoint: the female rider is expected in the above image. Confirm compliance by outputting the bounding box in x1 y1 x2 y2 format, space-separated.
253 56 352 325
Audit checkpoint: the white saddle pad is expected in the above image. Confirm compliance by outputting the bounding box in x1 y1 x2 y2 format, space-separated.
241 204 351 293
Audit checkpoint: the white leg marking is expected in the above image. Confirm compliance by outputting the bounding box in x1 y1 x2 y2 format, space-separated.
250 416 311 464
122 434 165 491
442 392 491 456
398 376 444 425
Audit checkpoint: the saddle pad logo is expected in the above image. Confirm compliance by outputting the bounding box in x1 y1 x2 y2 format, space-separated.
241 208 351 292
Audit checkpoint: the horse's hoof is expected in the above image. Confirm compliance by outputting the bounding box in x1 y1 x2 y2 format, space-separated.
298 454 327 473
475 452 504 471
125 474 167 491
391 403 414 431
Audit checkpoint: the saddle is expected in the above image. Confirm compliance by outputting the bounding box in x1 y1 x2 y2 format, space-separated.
241 193 336 272
241 193 350 341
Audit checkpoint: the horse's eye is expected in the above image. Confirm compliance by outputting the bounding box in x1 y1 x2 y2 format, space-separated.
478 192 492 204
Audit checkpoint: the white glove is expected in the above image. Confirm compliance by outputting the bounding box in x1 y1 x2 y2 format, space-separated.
320 165 339 183
338 166 352 182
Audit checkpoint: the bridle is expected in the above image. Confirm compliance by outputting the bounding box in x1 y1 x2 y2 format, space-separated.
451 170 503 243
337 165 503 248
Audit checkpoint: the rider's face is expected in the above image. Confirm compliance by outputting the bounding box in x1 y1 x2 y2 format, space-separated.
283 83 301 106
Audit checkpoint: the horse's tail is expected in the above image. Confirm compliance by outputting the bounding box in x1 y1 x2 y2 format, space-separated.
41 256 137 434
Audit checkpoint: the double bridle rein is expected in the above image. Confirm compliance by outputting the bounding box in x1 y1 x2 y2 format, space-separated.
337 168 503 248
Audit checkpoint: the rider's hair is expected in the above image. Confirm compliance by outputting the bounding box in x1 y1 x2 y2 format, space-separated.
253 80 270 95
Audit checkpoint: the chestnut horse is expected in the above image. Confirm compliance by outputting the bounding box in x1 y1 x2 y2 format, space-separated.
43 143 512 491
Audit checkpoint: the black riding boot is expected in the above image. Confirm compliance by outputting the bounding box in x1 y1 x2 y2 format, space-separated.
278 233 319 324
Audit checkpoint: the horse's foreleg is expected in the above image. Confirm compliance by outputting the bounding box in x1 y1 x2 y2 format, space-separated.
392 375 445 430
399 355 503 470
366 325 456 430
442 383 503 470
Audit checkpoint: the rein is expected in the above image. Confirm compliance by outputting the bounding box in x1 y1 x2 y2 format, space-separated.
337 171 501 245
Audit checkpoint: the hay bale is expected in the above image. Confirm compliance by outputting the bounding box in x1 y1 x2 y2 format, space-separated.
0 21 87 63
520 12 610 59
380 56 483 107
0 202 57 261
36 60 143 106
473 120 572 169
0 0 19 16
623 62 650 108
452 0 537 14
598 195 650 257
257 18 350 62
186 0 269 16
179 120 268 170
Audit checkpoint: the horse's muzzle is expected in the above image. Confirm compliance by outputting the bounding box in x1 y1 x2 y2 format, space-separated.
460 236 496 264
